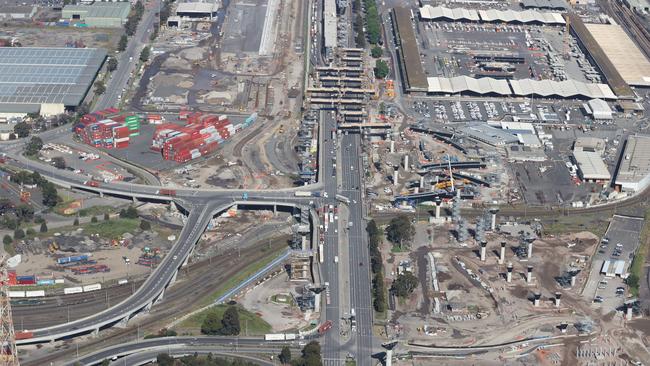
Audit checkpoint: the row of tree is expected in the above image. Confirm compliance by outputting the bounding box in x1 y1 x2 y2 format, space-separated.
9 170 60 208
362 0 382 45
367 220 387 312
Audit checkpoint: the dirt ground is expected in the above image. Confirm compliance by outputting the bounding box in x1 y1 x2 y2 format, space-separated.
1 25 121 50
239 273 314 332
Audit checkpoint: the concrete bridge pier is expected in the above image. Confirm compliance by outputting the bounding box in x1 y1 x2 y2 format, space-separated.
154 289 166 305
99 191 104 198
273 204 277 216
116 315 130 328
169 270 179 285
144 302 153 312
91 328 100 337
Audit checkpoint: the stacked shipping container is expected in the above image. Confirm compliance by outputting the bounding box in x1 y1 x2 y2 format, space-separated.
152 113 251 163
75 109 143 149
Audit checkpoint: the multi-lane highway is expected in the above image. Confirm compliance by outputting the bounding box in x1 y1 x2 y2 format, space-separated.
94 0 160 111
340 132 374 365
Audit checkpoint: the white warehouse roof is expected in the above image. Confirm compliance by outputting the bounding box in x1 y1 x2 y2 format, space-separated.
509 79 617 100
585 98 613 120
427 76 511 95
419 5 479 21
478 8 565 24
616 135 650 192
573 150 611 181
418 5 565 24
176 2 220 14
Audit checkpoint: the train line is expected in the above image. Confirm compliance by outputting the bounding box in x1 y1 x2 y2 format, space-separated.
607 0 650 60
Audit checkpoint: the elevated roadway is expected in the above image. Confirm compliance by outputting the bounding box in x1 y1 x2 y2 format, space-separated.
67 336 295 365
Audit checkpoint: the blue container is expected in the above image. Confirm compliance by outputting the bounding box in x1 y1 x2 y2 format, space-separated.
37 279 55 286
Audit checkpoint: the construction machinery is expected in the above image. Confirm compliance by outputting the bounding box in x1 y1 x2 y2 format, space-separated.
0 254 19 365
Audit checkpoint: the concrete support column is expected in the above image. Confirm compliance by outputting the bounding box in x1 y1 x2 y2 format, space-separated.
480 241 486 261
403 155 409 172
527 241 533 259
99 191 104 198
390 140 395 153
385 349 393 366
570 274 576 287
554 292 561 307
627 304 634 319
526 265 533 284
506 263 513 283
499 242 506 264
435 203 441 219
534 293 541 307
393 169 399 187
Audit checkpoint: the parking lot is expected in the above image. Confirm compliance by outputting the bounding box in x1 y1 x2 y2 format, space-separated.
39 143 135 183
583 215 644 313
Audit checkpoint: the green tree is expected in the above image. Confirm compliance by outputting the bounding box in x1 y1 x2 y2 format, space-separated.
279 345 292 364
3 235 12 245
140 220 151 231
219 306 241 335
156 354 175 366
123 206 138 219
386 215 414 249
16 204 34 221
26 228 35 237
73 217 79 226
40 221 48 233
118 35 128 51
94 80 106 95
299 341 322 366
627 273 640 291
374 59 389 79
100 359 110 366
139 46 150 63
24 136 43 156
41 183 59 207
51 156 66 170
104 212 110 221
13 122 31 138
13 228 25 240
371 46 383 58
373 271 387 312
201 311 222 335
391 271 419 298
107 57 118 72
91 216 98 223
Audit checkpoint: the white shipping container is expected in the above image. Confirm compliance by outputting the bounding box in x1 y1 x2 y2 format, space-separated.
118 279 128 285
264 334 285 341
83 283 102 292
54 279 65 284
8 291 25 298
218 115 228 121
114 137 130 143
64 287 83 295
284 334 296 340
25 290 45 297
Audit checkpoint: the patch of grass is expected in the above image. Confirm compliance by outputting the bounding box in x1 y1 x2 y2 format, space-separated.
10 283 65 291
77 205 116 217
198 244 288 307
4 242 16 256
82 218 140 240
629 210 650 297
390 245 408 253
345 359 357 366
177 304 271 335
542 213 610 237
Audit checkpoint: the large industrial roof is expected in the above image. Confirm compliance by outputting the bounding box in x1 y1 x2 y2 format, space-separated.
393 7 428 91
477 9 565 24
0 47 106 108
509 79 616 99
176 1 220 14
63 2 131 19
615 135 650 190
418 5 565 24
419 5 479 21
427 76 511 95
573 150 611 180
426 76 616 99
520 0 568 10
323 0 337 49
584 23 650 87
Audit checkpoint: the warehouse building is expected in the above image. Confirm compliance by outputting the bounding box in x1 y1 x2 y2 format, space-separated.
0 47 107 117
175 1 221 20
573 150 610 182
520 0 568 10
463 124 519 147
615 135 650 192
418 5 565 24
567 14 637 99
322 0 337 59
0 5 37 20
574 137 607 155
392 7 428 93
583 99 613 120
583 23 650 87
62 2 131 28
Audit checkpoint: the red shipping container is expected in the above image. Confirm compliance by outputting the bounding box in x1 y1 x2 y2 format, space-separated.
115 141 129 149
8 270 16 286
